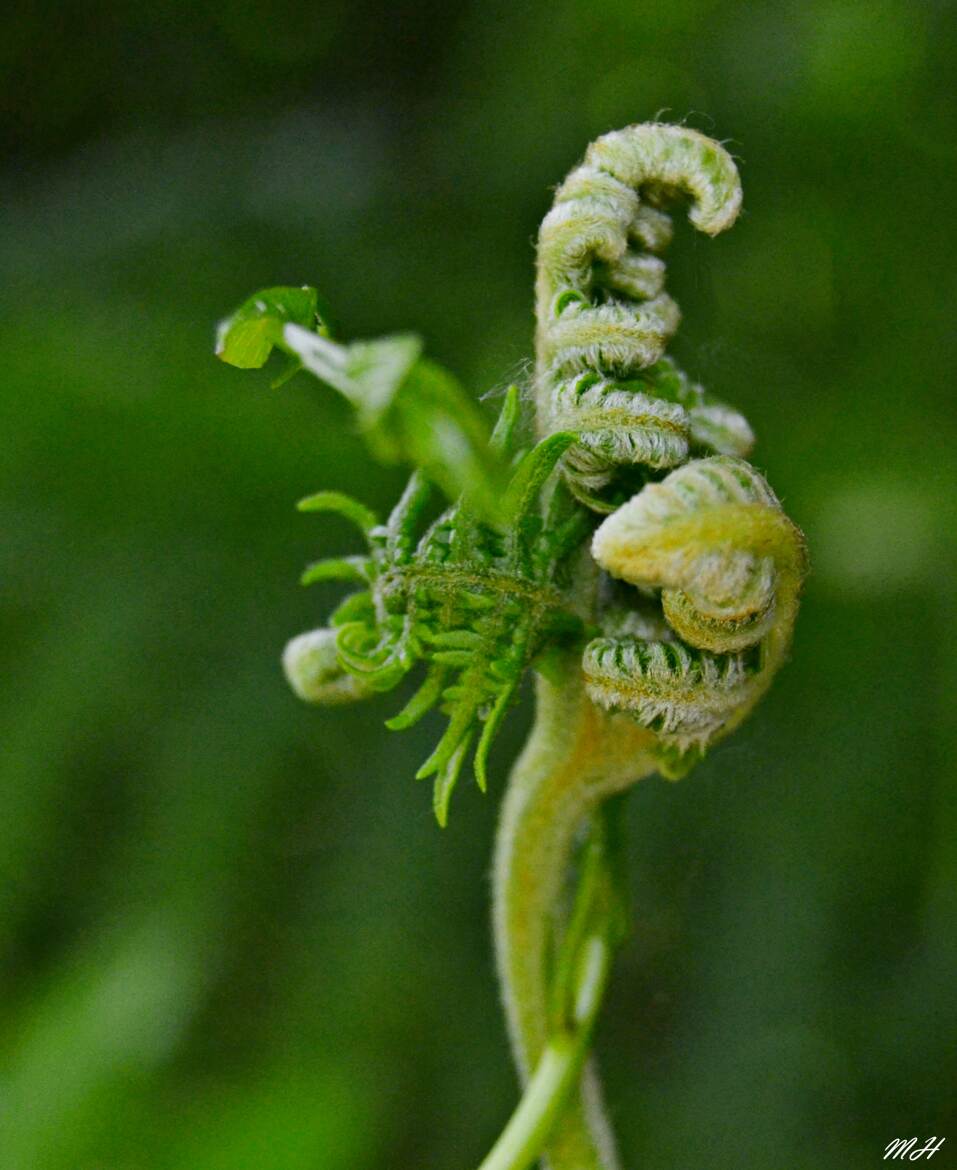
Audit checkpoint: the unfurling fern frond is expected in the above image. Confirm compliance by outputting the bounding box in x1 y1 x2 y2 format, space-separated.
282 390 591 824
218 120 808 1170
535 124 752 510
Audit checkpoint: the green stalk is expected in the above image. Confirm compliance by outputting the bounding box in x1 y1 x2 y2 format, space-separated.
491 659 657 1169
478 935 611 1170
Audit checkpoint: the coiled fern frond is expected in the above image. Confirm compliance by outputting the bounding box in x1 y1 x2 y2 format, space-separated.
585 455 807 775
535 124 753 510
216 123 807 814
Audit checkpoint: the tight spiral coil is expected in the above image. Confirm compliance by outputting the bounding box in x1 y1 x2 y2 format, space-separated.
276 123 807 797
585 455 807 773
535 124 752 509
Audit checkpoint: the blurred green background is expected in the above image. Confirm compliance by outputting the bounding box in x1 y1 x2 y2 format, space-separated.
3 1 956 1167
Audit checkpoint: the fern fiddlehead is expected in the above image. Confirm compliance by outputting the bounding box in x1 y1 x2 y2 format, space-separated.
586 455 807 766
534 125 753 513
216 121 807 1170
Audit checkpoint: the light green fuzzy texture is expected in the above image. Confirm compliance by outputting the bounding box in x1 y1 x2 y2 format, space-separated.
535 124 749 512
281 407 595 826
589 456 808 754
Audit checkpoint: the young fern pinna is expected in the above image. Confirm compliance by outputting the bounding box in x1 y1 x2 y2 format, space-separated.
217 122 807 1170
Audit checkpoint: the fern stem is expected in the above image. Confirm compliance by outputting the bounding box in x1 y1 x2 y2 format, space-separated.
477 935 611 1170
491 657 657 1168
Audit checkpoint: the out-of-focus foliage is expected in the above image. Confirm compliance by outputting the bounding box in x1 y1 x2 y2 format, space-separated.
217 285 511 519
1 2 955 1167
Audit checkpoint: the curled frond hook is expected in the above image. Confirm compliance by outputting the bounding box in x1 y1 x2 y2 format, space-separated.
535 124 748 510
586 455 808 770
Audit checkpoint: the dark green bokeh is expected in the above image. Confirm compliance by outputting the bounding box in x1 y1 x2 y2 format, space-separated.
3 2 955 1166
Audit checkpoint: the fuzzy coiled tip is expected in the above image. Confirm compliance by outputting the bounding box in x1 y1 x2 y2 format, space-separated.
584 123 742 237
590 455 800 649
585 456 807 760
282 627 375 705
536 124 746 508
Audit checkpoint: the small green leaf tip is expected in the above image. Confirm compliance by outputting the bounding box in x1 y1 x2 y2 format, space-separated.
217 287 510 520
216 286 322 369
296 490 379 533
